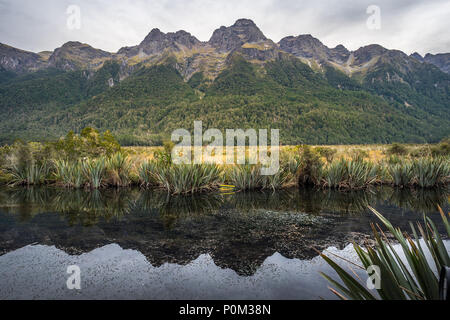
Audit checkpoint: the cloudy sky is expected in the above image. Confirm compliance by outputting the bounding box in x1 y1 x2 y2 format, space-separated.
0 0 449 55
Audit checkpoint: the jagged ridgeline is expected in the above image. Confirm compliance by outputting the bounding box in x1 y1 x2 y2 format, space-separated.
0 19 449 145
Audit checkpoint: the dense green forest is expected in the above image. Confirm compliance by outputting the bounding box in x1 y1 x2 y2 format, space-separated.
0 54 449 145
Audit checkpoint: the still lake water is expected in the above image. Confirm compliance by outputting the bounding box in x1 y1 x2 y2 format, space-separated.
0 186 448 299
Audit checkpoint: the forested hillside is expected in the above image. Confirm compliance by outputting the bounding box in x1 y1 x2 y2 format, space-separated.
0 19 448 145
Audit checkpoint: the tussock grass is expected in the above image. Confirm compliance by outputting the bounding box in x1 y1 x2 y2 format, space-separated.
321 159 380 190
388 162 413 187
105 152 132 187
9 162 49 186
1 141 448 193
138 160 160 187
82 158 106 189
411 157 449 188
224 155 300 191
53 160 84 188
154 164 222 195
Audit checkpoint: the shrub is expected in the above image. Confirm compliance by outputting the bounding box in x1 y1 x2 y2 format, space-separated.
53 128 121 160
409 146 431 158
430 139 450 157
386 143 409 156
225 156 300 191
349 149 369 161
10 141 33 173
0 145 11 168
2 141 49 185
315 147 337 163
297 145 324 186
0 170 12 185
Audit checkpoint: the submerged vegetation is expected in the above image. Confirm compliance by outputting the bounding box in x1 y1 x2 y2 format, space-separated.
0 129 449 194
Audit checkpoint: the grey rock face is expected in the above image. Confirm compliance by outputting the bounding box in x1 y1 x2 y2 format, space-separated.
0 43 45 72
48 41 112 71
329 44 351 63
352 44 388 65
278 34 349 64
410 52 424 62
229 46 280 63
1 18 449 79
424 53 450 73
208 19 267 52
118 29 201 57
410 52 450 73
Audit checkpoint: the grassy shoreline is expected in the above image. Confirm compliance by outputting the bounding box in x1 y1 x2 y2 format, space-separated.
1 149 449 194
0 129 448 194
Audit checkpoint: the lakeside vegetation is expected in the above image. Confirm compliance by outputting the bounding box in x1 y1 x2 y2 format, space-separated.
0 128 449 194
321 206 450 300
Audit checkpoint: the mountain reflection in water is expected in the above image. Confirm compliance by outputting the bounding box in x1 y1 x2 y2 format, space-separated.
1 240 448 300
0 186 448 223
0 186 448 280
0 243 361 300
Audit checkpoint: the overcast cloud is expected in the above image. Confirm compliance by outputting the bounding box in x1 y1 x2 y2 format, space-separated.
0 0 449 55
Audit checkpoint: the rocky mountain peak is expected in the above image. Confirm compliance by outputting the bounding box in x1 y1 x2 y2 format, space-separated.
352 44 388 65
208 19 267 52
0 43 45 72
233 18 258 27
332 44 349 55
410 52 424 62
423 53 450 73
144 28 164 40
329 44 350 63
48 42 112 71
279 34 327 57
118 28 201 58
1 18 449 76
52 41 111 55
333 44 347 50
278 34 349 63
166 30 202 48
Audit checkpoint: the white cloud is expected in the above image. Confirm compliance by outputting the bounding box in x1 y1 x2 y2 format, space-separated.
0 0 448 55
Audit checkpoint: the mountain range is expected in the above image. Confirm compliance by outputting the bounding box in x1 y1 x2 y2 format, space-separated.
0 18 449 145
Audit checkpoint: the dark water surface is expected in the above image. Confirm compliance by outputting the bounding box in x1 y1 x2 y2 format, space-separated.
0 186 448 299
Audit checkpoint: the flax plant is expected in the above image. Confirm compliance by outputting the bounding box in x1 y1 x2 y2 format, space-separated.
320 206 450 300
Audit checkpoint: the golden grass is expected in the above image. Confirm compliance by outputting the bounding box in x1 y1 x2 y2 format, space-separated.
124 144 415 167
